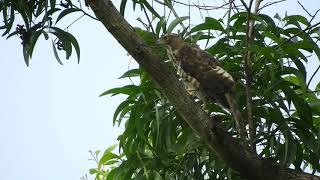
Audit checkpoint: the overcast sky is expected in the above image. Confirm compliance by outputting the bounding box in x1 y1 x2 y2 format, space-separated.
0 1 319 180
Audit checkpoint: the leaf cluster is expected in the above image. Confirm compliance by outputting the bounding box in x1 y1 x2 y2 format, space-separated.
93 1 320 179
0 0 83 65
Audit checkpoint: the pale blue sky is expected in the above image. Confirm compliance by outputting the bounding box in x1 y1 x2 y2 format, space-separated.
0 1 319 180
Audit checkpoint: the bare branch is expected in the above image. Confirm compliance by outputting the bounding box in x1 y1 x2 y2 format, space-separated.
297 1 312 17
239 0 250 11
259 0 286 11
167 1 186 29
169 0 245 11
141 5 156 34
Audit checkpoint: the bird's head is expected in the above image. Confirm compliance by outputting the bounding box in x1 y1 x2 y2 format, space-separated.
156 33 185 50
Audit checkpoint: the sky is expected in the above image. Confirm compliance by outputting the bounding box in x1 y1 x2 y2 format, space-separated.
0 1 319 180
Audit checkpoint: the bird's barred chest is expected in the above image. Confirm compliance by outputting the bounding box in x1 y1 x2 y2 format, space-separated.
166 48 203 97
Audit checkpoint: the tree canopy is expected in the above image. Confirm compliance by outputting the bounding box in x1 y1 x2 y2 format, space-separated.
1 0 320 179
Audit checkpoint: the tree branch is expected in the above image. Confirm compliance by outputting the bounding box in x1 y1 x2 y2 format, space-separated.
244 0 262 153
84 0 319 179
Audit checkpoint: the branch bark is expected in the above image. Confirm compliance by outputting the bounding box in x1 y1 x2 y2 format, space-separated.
85 0 319 179
244 0 261 153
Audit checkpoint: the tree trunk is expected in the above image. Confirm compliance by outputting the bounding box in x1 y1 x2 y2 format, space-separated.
85 0 320 179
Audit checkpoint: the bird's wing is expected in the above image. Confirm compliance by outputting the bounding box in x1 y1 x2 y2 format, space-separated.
177 44 235 94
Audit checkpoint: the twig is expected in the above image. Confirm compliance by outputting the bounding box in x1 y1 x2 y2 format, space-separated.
141 5 156 34
307 65 320 88
244 0 262 153
168 1 186 29
168 0 245 11
309 9 320 24
64 14 85 30
72 4 99 21
232 0 240 13
297 1 312 17
226 0 235 35
298 2 320 25
259 0 286 11
277 21 320 47
239 0 250 11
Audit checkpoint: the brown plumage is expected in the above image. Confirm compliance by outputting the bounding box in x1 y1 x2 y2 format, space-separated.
157 33 246 140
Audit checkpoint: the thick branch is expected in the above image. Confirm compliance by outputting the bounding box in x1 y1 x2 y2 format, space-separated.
85 0 319 179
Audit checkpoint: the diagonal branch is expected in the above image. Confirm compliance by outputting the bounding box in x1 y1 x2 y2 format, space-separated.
84 0 319 179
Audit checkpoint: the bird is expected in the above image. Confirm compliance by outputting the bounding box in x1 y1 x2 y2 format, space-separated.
156 33 246 140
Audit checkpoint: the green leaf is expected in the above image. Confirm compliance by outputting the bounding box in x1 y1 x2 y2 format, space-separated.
283 15 310 27
99 85 141 97
23 46 30 66
166 16 189 33
16 7 30 30
50 0 56 9
142 0 161 18
55 8 81 24
2 7 14 36
120 0 128 16
35 0 45 17
190 17 225 34
42 8 61 22
52 41 63 65
119 69 141 79
113 100 133 126
104 144 118 153
51 27 80 62
28 31 42 58
42 30 49 40
106 168 117 180
279 80 313 124
98 152 119 170
89 168 98 174
274 13 281 20
156 17 166 35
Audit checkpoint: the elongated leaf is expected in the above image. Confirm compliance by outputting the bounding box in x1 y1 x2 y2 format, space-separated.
142 0 161 18
280 80 312 124
104 144 118 154
55 8 81 24
35 0 45 17
28 31 42 58
23 46 30 66
113 100 133 126
119 68 141 79
2 7 14 36
283 15 310 27
98 152 119 170
166 16 189 33
42 8 61 22
120 0 128 16
100 85 140 97
190 17 225 34
52 41 63 65
156 17 166 35
51 27 80 62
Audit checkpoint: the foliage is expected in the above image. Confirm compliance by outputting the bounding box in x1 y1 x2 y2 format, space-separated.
0 0 86 65
90 1 320 179
1 0 320 179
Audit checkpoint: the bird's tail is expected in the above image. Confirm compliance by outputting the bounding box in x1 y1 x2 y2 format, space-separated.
225 93 247 141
